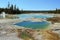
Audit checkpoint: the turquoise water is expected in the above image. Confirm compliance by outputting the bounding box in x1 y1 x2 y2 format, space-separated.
15 14 53 29
15 21 50 29
17 14 54 20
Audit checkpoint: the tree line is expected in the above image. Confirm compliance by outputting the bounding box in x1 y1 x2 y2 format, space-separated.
22 9 60 14
0 3 60 14
0 4 21 14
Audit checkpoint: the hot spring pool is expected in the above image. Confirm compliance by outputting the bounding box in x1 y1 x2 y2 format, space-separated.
17 14 54 20
15 21 50 29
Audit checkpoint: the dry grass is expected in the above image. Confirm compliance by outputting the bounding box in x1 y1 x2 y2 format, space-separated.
16 29 23 38
16 29 60 40
42 30 60 40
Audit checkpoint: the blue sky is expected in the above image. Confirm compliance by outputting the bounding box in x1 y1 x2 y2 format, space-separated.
0 0 60 10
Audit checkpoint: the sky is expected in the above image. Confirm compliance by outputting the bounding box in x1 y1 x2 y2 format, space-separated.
0 0 60 10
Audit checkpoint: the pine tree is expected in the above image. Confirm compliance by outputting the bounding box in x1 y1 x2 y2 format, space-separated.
8 2 10 8
14 5 16 10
